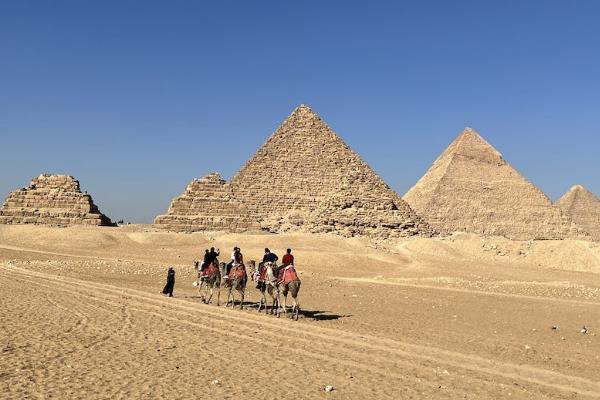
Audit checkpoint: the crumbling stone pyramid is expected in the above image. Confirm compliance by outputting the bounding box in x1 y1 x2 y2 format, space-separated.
155 105 432 238
154 172 259 232
404 128 581 240
0 174 112 226
557 185 600 241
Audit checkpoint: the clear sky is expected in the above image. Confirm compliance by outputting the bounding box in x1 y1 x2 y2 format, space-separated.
1 1 598 222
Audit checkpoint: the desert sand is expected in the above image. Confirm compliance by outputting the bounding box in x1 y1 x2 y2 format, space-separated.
1 224 600 399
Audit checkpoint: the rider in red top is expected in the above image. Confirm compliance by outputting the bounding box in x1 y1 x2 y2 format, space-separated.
282 248 294 267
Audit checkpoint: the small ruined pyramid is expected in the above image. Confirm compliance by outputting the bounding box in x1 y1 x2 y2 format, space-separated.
154 172 259 232
557 185 600 241
155 105 432 238
404 128 579 240
0 174 112 226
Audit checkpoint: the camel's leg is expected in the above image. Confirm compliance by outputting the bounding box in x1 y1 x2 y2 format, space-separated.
198 280 205 302
206 285 213 305
216 285 221 307
269 288 276 315
273 287 280 315
240 289 245 310
283 293 289 318
258 290 265 313
293 296 299 320
276 291 282 318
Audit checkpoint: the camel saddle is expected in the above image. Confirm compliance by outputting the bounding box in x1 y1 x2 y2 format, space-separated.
201 262 219 279
257 266 268 282
278 266 300 284
227 264 247 283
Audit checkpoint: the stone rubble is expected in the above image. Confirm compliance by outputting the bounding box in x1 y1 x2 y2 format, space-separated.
0 174 112 226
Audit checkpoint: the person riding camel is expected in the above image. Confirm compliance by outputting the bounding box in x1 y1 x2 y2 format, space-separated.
225 246 243 279
235 247 244 265
200 249 210 273
282 248 294 267
262 248 278 264
279 248 298 283
208 247 220 264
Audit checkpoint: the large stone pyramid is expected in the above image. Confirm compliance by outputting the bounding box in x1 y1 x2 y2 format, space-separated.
404 128 579 240
0 174 112 226
155 105 432 238
557 185 600 241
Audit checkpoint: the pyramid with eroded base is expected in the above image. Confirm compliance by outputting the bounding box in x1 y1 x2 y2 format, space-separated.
557 185 600 241
0 174 112 227
155 105 432 239
404 128 581 240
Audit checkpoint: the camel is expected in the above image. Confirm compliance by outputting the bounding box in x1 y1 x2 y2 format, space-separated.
220 262 247 309
249 261 280 314
276 266 301 320
194 260 221 306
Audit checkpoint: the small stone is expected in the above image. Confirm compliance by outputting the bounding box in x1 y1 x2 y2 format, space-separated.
212 379 220 385
325 385 334 392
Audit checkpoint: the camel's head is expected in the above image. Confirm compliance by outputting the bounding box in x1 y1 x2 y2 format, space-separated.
247 260 256 274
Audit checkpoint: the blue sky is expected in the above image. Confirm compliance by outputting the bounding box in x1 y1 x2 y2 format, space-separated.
1 1 598 222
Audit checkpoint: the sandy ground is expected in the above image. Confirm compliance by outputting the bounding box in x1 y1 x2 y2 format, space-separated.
1 224 600 399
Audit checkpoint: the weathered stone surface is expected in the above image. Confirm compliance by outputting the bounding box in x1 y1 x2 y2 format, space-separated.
154 173 259 232
404 128 583 240
0 174 112 226
155 105 432 238
557 185 600 241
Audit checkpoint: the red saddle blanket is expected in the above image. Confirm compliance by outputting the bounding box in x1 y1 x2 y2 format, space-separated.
202 263 219 278
258 267 268 282
278 266 299 284
228 265 247 281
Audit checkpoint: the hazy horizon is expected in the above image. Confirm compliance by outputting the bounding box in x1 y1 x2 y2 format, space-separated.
1 1 598 223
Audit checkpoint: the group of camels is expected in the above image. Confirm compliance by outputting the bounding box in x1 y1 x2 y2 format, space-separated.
193 259 302 320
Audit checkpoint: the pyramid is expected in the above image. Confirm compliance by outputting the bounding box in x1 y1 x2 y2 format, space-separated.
557 185 600 241
404 128 580 240
0 174 112 226
155 105 432 238
154 172 259 232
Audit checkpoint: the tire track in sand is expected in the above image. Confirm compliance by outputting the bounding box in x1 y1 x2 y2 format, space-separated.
3 264 600 398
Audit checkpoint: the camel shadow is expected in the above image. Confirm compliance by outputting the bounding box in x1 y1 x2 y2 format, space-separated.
240 302 350 321
299 310 351 321
185 296 349 321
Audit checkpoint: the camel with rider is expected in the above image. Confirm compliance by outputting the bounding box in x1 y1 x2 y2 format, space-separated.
276 264 301 320
194 260 222 306
249 259 301 319
220 261 247 309
248 260 280 314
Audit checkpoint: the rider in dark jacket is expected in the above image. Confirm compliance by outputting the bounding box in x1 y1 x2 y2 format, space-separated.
262 248 278 264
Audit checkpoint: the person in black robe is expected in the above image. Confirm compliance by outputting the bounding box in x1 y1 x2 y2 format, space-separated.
201 249 210 272
162 267 175 297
